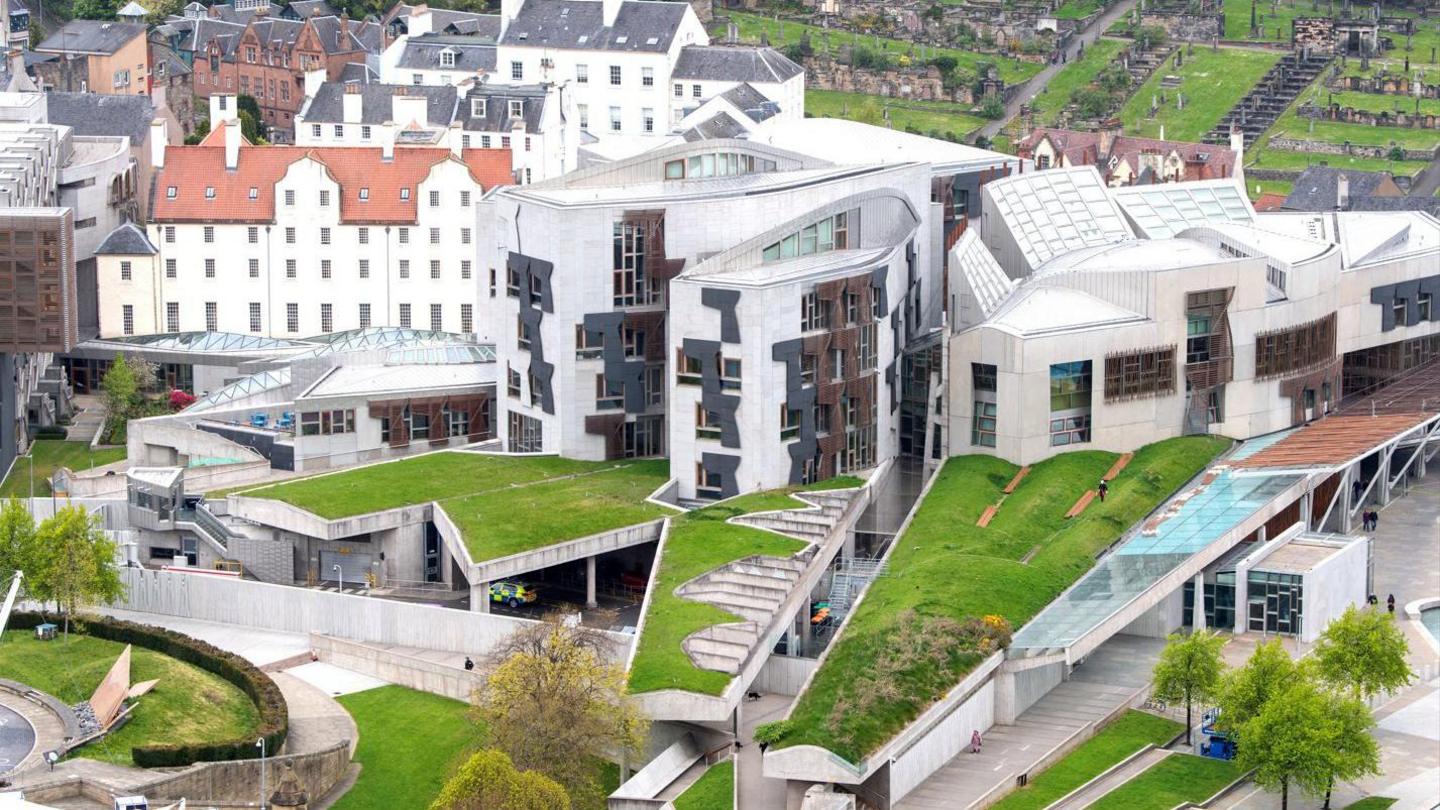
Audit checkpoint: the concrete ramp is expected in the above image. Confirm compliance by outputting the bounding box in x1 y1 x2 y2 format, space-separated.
609 732 703 810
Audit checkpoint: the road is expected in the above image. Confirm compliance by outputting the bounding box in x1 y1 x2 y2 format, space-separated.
1408 151 1440 197
977 0 1143 140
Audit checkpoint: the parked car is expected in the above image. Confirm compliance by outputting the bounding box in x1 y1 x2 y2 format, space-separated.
490 580 539 608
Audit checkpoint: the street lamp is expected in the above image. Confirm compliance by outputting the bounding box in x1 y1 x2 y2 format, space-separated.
333 563 343 593
256 736 267 808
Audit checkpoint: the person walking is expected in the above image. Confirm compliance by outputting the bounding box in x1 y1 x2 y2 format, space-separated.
1097 479 1109 503
1387 594 1396 615
1372 510 1380 530
970 730 982 754
464 656 474 671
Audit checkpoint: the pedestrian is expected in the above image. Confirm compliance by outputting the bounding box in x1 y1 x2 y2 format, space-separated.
970 729 982 754
1097 479 1108 503
1387 594 1395 615
1372 510 1380 530
464 656 474 671
1353 479 1363 502
1368 593 1378 606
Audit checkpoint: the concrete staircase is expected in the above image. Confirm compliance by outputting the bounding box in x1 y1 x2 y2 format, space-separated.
1205 52 1330 147
677 487 861 675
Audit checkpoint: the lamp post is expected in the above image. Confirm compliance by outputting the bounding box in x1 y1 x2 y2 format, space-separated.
257 736 267 809
333 563 343 593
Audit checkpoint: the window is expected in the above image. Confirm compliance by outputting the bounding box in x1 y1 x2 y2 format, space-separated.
508 365 522 398
696 463 722 496
285 189 296 206
511 60 523 80
1420 292 1434 322
1254 314 1337 379
247 226 258 244
1104 347 1176 401
517 317 532 350
623 326 646 359
166 258 177 278
122 304 134 335
800 291 830 332
460 303 474 334
595 374 623 410
413 73 423 85
695 403 721 439
358 227 369 245
398 303 411 328
204 185 215 200
333 125 343 138
858 324 877 372
972 401 997 447
120 261 131 281
609 106 622 132
358 259 369 279
400 188 411 202
310 124 322 138
319 189 330 207
205 258 215 278
612 221 649 306
673 83 683 97
166 302 179 332
1049 361 1093 446
321 259 332 279
578 104 589 129
166 185 177 199
398 227 409 244
358 303 371 328
440 49 455 68
972 363 997 393
461 260 472 279
429 227 440 245
320 302 333 333
430 260 441 279
508 412 543 453
460 191 471 207
320 227 331 246
249 302 262 333
285 227 296 244
286 259 296 278
609 65 621 85
203 225 214 243
300 409 355 437
642 108 654 133
361 125 371 140
1186 314 1214 363
641 66 654 86
692 84 701 98
676 349 701 384
780 405 801 441
508 99 523 119
576 324 604 359
286 303 299 333
165 225 175 243
399 259 410 279
764 210 852 262
428 190 440 207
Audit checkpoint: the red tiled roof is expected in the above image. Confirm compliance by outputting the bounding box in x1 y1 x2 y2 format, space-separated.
152 142 514 224
1252 192 1288 212
1018 128 1236 178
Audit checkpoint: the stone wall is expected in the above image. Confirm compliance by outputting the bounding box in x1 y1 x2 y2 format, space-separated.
1138 11 1223 42
1267 136 1436 161
1330 74 1440 99
806 56 969 103
312 633 484 701
1306 103 1440 129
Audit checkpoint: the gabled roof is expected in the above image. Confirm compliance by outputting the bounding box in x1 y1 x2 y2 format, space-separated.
682 110 748 141
117 1 150 17
499 0 690 53
287 0 338 18
462 84 546 133
96 222 158 255
671 45 803 83
718 82 778 122
151 143 514 224
339 61 378 83
385 2 501 37
309 14 385 54
45 92 155 143
1282 165 1403 212
395 33 496 71
303 82 459 126
36 20 147 55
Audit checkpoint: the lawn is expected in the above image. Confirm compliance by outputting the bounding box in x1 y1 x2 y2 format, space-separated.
673 759 734 810
0 440 128 498
1324 89 1440 117
775 436 1229 763
627 477 862 697
223 452 672 562
807 89 988 142
1222 0 1440 55
1119 47 1281 142
1027 38 1127 127
1247 177 1293 200
333 685 475 810
1266 80 1440 150
1087 753 1245 809
1342 799 1398 810
1244 145 1430 177
722 11 1042 84
0 631 259 765
1054 0 1103 20
990 711 1182 810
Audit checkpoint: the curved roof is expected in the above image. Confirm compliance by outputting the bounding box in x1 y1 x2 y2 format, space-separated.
186 367 291 412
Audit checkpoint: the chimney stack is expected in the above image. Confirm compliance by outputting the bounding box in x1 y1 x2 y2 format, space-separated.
149 118 167 169
1337 173 1350 210
381 121 395 159
224 119 241 169
408 3 432 36
342 83 363 123
601 0 621 27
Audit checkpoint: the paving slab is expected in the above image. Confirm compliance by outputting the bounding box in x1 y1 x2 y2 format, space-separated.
95 608 309 667
284 661 388 697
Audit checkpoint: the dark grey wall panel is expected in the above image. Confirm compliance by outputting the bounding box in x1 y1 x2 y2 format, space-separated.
773 338 816 485
700 288 741 344
700 452 741 500
1371 275 1440 331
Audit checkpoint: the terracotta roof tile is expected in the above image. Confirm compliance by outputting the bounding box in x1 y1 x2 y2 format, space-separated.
152 142 513 224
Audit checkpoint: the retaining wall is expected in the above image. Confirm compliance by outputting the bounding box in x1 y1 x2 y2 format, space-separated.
310 633 484 701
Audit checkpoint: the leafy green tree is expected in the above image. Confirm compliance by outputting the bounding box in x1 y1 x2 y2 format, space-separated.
474 621 647 807
979 94 1006 119
0 499 37 590
1312 605 1411 701
1071 87 1115 119
29 506 125 638
72 0 121 19
1219 638 1296 731
1315 688 1380 809
102 354 138 426
1236 678 1334 810
431 748 570 810
1151 629 1226 744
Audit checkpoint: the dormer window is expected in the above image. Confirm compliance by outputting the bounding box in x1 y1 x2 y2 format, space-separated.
359 187 370 201
508 99 523 119
471 98 487 117
205 186 216 199
615 35 628 44
400 187 411 201
248 187 258 200
166 186 177 199
439 48 456 68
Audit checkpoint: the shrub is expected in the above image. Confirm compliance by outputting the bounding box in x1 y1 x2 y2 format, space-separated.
754 720 793 747
7 610 287 767
32 425 68 439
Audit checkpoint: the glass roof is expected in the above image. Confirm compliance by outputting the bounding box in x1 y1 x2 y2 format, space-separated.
289 327 483 359
385 345 497 365
93 332 312 354
1112 182 1254 239
988 169 1134 270
186 368 291 413
1010 432 1302 653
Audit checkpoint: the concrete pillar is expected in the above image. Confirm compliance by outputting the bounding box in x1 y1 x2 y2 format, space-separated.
585 555 598 609
470 580 489 613
1191 572 1206 630
1300 490 1313 531
1341 465 1355 533
994 669 1017 725
1380 447 1393 506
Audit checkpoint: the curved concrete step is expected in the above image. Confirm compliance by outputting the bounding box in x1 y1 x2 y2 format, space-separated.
683 577 792 601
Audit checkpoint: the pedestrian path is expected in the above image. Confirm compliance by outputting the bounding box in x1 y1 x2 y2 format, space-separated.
1048 745 1171 809
66 395 107 444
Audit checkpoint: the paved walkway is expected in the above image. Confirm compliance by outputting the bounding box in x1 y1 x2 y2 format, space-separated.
65 395 107 445
895 634 1165 810
1049 746 1171 809
737 693 792 810
0 690 66 777
95 608 310 667
271 671 360 758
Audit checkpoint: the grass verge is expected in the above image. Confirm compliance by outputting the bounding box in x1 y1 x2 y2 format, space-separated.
1342 798 1398 810
1119 47 1281 142
806 89 988 142
0 440 128 498
627 478 862 697
0 630 259 765
333 685 476 810
673 759 735 810
1087 753 1244 809
990 711 1182 810
776 436 1229 762
1245 146 1429 177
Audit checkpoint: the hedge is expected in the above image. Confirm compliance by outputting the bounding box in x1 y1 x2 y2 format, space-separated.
31 426 68 439
8 611 288 767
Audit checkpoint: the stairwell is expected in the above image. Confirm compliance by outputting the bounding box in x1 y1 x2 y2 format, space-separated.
676 488 861 675
1206 52 1331 148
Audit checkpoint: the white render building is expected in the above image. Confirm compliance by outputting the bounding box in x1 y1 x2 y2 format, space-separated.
94 95 514 341
947 168 1440 465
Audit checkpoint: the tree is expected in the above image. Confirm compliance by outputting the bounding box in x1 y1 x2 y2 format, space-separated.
1151 629 1226 744
102 354 138 425
1312 605 1411 702
0 499 37 590
979 94 1006 119
236 95 267 143
29 506 125 638
186 117 211 146
431 749 570 810
1218 638 1296 731
1236 678 1334 810
72 0 121 19
474 620 647 808
126 353 158 393
1315 687 1380 809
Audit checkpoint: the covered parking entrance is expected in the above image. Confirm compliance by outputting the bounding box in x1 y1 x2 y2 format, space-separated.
321 549 374 586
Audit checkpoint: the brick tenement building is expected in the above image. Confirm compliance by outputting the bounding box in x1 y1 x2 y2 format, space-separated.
194 12 387 140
